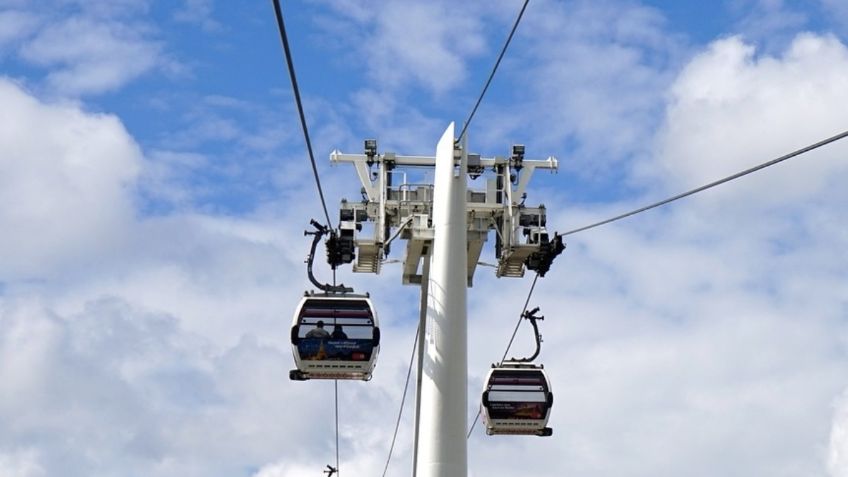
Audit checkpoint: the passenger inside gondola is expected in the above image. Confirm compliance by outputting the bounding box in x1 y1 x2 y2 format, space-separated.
305 320 330 339
331 325 348 339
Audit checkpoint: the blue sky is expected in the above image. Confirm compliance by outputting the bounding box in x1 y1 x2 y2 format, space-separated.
2 1 848 476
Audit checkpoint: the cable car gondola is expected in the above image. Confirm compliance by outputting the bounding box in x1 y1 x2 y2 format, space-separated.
480 307 553 436
289 293 380 381
481 362 553 436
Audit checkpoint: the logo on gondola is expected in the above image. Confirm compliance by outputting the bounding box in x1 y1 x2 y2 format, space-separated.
298 339 374 361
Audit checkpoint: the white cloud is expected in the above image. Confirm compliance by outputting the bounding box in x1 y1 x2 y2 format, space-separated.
831 391 848 477
52 213 306 347
471 0 684 176
649 34 848 206
348 88 444 152
0 448 45 477
174 0 221 32
316 0 487 96
0 1 186 96
0 78 140 281
142 93 308 210
140 150 208 207
0 10 38 50
730 0 808 51
19 16 162 95
0 296 249 476
251 461 315 477
55 0 152 19
372 1 484 95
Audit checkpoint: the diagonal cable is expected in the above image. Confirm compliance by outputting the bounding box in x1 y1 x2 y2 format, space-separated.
381 325 420 477
457 0 530 142
562 129 848 237
334 380 340 477
271 0 333 226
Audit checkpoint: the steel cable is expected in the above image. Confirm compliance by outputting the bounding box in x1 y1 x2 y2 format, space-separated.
381 326 420 477
561 129 848 237
271 0 333 226
457 0 530 142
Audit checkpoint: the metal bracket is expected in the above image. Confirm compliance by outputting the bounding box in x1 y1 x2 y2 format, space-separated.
330 141 560 284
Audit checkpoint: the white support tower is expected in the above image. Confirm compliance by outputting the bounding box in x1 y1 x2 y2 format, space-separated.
416 123 468 477
329 124 560 477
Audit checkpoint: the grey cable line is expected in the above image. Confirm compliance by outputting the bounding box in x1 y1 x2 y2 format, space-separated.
334 380 340 477
467 406 482 440
457 0 530 143
467 272 540 439
499 273 540 365
561 129 848 237
273 2 340 472
271 0 333 226
381 326 420 477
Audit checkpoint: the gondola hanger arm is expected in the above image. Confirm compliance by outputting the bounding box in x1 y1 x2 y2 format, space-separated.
509 306 544 363
305 220 353 294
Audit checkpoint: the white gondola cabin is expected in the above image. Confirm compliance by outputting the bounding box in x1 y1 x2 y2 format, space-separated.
289 293 380 381
481 362 553 436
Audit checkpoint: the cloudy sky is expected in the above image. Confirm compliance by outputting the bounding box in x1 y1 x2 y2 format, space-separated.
1 0 848 476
